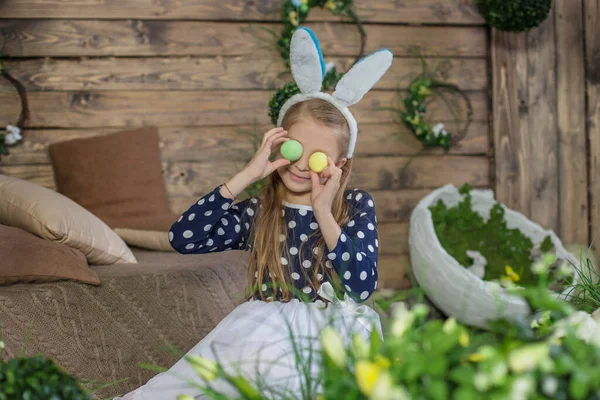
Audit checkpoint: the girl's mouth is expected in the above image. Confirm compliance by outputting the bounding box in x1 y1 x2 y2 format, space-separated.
288 170 309 182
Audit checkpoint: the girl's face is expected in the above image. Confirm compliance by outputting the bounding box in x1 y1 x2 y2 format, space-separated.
275 118 347 195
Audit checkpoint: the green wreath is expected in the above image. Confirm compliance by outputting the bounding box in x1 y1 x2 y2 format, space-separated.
400 59 473 150
268 0 365 124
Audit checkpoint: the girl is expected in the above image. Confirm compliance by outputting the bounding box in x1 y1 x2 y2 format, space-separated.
117 27 392 399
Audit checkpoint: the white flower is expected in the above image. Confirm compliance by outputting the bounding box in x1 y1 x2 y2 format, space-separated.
508 343 550 373
390 303 415 337
442 317 457 334
511 376 535 400
0 340 4 350
542 376 559 396
4 125 22 145
186 355 218 381
473 373 490 391
552 311 600 346
321 327 346 368
350 333 370 360
370 372 409 400
432 123 447 137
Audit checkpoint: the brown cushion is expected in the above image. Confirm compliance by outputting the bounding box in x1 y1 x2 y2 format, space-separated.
0 224 100 285
49 127 172 230
0 174 137 265
114 228 175 252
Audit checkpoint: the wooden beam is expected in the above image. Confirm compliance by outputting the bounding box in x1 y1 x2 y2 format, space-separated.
555 0 588 245
0 0 485 24
492 29 531 216
0 155 488 196
0 122 489 166
526 7 559 232
0 20 488 57
0 57 488 92
378 255 412 290
585 0 600 256
0 90 487 128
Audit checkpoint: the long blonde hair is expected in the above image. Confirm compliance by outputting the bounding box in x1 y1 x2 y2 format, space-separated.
248 99 353 301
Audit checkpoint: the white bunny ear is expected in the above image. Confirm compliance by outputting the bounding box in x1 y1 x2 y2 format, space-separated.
290 27 326 94
333 49 393 107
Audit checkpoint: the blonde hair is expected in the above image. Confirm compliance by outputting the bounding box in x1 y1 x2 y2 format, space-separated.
248 99 353 301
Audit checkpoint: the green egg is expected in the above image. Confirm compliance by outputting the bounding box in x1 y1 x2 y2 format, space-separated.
280 140 303 162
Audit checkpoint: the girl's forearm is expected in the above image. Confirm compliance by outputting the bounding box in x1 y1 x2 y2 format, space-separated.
220 170 255 200
314 210 342 250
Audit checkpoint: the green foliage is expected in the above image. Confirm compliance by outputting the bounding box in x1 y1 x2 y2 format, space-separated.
474 0 553 32
430 183 553 285
182 253 600 400
0 355 91 400
397 58 473 150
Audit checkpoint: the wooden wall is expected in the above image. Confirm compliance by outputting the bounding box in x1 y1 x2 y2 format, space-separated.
492 0 600 258
0 0 490 289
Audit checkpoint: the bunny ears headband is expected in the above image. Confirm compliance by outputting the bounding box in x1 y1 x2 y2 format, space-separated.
277 27 393 158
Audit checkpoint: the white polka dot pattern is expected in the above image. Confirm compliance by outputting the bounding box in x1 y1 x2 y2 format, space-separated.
169 186 378 303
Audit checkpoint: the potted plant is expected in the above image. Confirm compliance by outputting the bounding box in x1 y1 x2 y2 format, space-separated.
408 184 581 329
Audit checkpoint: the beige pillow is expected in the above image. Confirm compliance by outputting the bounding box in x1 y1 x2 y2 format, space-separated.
0 175 137 265
114 228 175 253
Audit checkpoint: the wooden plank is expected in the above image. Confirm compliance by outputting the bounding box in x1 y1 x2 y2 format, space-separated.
555 0 588 245
0 57 488 92
0 0 484 24
0 121 489 166
492 30 531 218
0 21 488 57
586 0 600 256
526 8 558 232
0 90 487 128
378 255 412 290
0 155 489 197
378 223 409 255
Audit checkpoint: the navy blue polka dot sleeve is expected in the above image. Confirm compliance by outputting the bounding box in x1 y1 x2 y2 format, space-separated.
325 190 379 302
169 186 259 254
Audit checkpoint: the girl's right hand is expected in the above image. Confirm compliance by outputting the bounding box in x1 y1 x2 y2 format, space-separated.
243 127 291 182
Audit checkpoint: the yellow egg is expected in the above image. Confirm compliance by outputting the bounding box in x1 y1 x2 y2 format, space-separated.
309 152 328 173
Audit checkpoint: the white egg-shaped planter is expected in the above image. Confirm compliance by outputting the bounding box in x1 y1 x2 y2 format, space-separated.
408 184 580 329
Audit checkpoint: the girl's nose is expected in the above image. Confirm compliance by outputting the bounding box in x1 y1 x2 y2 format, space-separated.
295 152 310 171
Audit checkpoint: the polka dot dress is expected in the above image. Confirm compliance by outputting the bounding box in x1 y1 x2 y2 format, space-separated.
169 186 379 303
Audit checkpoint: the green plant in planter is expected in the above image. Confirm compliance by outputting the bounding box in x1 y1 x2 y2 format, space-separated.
430 183 553 286
0 353 91 400
474 0 553 32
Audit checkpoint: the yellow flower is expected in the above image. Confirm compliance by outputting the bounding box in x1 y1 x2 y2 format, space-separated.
325 0 337 11
504 265 520 282
177 396 195 400
418 85 431 96
374 354 391 369
442 317 457 333
187 356 218 382
355 361 382 396
409 114 420 125
321 327 346 367
288 11 299 26
467 353 485 363
301 0 309 4
459 331 470 347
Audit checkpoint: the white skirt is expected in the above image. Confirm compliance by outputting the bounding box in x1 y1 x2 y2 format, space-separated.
115 285 381 400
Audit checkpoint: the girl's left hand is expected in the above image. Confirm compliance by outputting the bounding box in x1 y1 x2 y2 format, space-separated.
310 156 342 215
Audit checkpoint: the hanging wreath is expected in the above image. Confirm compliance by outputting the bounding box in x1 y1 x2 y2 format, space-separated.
268 0 365 124
400 58 473 150
0 48 29 158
